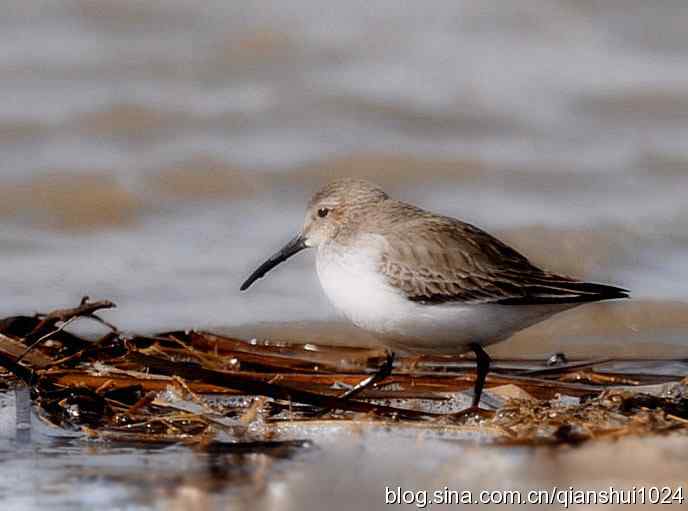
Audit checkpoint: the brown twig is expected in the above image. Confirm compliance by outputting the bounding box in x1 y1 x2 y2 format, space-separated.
27 297 116 341
16 316 79 364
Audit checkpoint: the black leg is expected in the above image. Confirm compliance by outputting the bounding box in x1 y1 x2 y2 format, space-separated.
311 351 395 418
468 343 491 408
339 350 395 400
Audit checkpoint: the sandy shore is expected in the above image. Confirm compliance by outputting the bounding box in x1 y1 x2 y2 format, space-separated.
219 298 688 359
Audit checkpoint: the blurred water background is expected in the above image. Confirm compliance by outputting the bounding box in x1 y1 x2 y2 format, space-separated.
3 2 688 510
2 1 688 352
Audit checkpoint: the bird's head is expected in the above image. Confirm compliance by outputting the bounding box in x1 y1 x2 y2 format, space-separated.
240 178 387 290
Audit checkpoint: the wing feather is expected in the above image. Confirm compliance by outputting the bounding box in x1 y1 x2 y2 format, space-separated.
376 211 628 305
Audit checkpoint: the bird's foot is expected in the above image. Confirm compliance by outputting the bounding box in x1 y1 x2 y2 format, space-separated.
447 405 495 423
311 351 396 418
338 350 395 400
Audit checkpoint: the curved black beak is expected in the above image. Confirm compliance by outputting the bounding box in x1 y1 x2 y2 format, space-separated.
240 233 308 291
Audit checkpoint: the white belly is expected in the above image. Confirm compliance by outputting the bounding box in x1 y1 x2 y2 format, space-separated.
315 240 573 355
316 240 407 331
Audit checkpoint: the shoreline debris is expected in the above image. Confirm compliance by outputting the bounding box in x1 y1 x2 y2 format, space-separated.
0 298 687 447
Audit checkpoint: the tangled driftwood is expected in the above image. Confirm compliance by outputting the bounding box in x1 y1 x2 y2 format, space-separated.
0 299 687 447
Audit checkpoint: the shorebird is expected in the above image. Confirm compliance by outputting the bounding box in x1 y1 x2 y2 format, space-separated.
240 178 628 412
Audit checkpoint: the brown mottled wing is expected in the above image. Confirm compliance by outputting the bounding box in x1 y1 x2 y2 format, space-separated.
378 213 628 305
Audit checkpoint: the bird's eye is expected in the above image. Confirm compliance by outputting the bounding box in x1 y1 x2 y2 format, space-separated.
317 208 330 218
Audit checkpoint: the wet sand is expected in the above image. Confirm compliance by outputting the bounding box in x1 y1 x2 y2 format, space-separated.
223 298 688 359
2 393 688 511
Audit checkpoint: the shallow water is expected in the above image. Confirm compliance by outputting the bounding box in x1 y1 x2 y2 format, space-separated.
3 390 688 511
2 1 688 347
2 1 688 509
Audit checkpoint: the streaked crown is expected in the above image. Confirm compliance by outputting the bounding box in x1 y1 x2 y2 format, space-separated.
302 178 388 246
308 178 388 209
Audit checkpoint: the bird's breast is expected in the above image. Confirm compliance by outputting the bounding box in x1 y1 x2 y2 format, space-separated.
315 241 409 332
